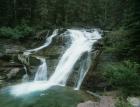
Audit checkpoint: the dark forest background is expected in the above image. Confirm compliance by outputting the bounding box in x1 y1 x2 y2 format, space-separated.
0 0 139 29
0 0 139 61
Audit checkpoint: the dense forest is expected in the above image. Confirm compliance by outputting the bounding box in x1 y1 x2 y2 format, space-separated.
0 0 139 28
0 0 140 107
0 0 139 60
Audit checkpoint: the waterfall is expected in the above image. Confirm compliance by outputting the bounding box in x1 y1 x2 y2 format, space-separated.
74 53 91 90
22 66 29 82
23 30 59 81
34 57 47 81
10 29 102 96
48 30 100 86
24 29 59 55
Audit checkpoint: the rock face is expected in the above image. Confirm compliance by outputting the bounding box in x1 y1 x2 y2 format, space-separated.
81 46 103 90
0 66 25 80
6 68 20 79
0 52 3 57
0 55 26 86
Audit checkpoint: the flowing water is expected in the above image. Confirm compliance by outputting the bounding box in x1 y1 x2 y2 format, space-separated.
22 66 29 82
74 53 91 90
34 57 47 81
6 29 102 96
25 29 59 54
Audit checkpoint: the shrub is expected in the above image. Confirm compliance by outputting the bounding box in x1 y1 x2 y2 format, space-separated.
104 28 131 59
115 97 133 107
0 25 34 39
103 60 140 96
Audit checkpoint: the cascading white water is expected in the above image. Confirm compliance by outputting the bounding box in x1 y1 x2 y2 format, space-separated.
74 53 91 90
24 29 59 55
10 29 101 96
34 57 47 81
22 66 29 82
48 30 100 86
23 30 59 81
74 30 102 90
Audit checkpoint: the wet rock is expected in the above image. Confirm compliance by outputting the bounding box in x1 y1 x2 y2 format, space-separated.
6 67 25 80
0 80 5 86
0 52 3 57
93 40 103 50
43 46 65 56
6 49 21 54
82 50 103 90
0 55 11 61
34 30 50 40
6 68 20 79
29 56 41 66
5 45 25 54
3 63 23 67
0 76 6 80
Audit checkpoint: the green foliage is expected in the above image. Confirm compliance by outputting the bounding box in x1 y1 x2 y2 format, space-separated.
104 26 140 62
104 28 130 59
105 28 128 48
115 97 133 107
103 60 140 96
0 25 34 39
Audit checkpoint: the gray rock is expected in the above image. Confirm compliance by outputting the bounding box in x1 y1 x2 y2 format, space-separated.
0 76 6 80
6 49 20 54
0 52 3 57
0 80 5 85
5 46 25 54
6 68 20 79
